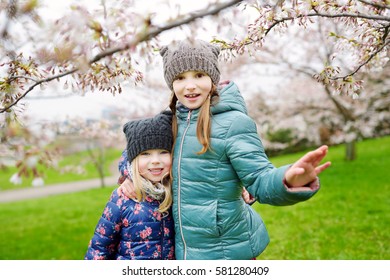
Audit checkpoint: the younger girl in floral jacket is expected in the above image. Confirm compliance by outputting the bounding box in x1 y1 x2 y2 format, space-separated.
85 112 175 260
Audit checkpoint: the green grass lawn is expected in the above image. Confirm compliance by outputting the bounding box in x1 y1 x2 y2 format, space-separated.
0 137 389 259
255 136 390 260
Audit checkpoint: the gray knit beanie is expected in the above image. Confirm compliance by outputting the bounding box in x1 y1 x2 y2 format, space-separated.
160 40 221 90
123 111 173 163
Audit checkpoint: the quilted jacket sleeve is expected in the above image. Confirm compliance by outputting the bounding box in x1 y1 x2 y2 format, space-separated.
84 190 123 260
225 113 319 206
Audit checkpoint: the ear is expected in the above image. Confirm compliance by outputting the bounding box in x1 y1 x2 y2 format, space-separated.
123 122 131 134
210 44 220 57
159 46 168 57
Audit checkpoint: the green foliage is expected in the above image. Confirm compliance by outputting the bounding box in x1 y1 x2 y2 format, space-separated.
0 137 389 259
266 128 294 144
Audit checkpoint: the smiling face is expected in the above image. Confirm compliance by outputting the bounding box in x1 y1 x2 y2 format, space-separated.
137 149 171 183
172 70 213 110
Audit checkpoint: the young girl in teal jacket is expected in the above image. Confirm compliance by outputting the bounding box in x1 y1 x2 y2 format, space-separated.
119 39 331 260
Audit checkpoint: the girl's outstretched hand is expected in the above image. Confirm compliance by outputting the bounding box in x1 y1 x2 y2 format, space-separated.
117 178 137 199
284 145 331 190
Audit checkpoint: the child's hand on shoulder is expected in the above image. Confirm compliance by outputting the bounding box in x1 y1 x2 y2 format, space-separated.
117 178 137 200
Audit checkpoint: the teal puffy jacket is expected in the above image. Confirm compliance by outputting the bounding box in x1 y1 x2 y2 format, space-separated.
172 81 319 260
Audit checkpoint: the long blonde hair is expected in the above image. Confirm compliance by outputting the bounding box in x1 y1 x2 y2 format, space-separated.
169 84 219 154
131 156 173 214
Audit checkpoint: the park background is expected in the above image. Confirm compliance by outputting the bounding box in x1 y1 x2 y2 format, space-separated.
0 136 389 259
1 0 389 260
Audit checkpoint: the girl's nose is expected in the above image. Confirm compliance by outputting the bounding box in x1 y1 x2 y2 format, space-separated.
150 154 161 164
185 79 196 90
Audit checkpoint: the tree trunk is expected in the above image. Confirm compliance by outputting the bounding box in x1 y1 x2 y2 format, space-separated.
98 165 106 188
323 86 358 161
99 175 106 188
87 147 106 188
345 141 356 161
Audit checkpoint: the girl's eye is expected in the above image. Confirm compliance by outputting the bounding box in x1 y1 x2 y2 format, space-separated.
161 150 170 155
140 152 150 156
196 73 205 78
174 76 184 81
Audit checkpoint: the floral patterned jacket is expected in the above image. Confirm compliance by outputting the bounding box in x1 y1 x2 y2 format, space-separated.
84 188 175 260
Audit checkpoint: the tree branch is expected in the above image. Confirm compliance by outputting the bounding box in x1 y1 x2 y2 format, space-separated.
332 39 390 80
1 68 78 113
265 12 390 37
263 13 390 81
8 75 39 83
0 0 243 114
228 11 390 84
357 0 390 10
91 0 242 63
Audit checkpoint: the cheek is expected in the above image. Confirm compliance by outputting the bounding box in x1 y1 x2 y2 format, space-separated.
172 82 181 93
207 83 213 93
202 78 213 92
137 158 147 171
163 156 172 168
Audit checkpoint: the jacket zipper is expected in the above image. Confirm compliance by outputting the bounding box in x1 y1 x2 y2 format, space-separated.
177 110 192 260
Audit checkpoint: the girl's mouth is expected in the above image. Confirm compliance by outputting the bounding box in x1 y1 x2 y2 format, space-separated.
185 93 200 99
149 168 164 175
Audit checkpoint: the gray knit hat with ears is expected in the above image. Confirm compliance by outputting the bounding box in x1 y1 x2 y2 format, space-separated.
159 40 221 90
123 111 173 164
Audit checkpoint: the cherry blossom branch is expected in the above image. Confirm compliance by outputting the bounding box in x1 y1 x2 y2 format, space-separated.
220 11 389 52
91 0 242 62
220 10 389 88
357 0 390 10
8 75 40 83
262 13 389 81
1 69 78 113
0 0 243 114
264 12 390 37
331 39 390 81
